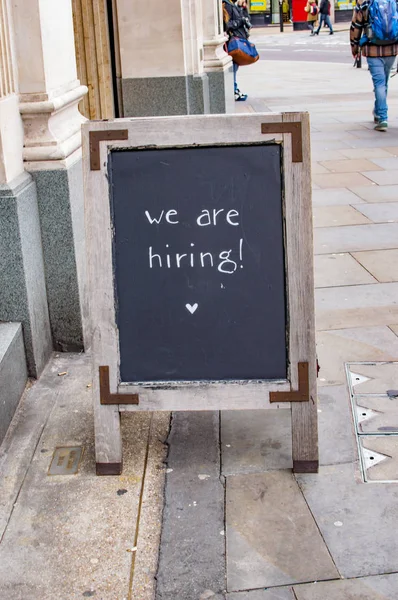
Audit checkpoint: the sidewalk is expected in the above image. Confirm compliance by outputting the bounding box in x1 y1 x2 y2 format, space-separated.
1 58 398 599
157 61 398 598
0 354 170 600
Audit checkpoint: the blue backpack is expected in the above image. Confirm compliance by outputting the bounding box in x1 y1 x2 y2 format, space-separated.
361 0 398 45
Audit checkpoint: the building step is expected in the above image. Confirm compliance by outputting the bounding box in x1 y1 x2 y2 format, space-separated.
0 323 28 444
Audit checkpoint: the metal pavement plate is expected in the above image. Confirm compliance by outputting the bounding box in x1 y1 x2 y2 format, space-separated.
359 436 398 482
48 446 83 476
350 371 371 389
353 396 398 434
347 362 398 396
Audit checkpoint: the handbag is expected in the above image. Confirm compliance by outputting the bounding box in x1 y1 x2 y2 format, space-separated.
227 36 259 66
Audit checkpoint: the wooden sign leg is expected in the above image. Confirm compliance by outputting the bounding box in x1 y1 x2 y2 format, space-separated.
93 372 123 475
291 364 319 473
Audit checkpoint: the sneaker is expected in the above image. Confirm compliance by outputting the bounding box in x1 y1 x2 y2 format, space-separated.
374 121 388 131
235 90 247 102
373 110 380 123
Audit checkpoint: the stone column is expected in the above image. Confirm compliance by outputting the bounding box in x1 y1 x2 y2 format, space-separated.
0 0 52 376
12 0 89 352
202 0 234 113
115 0 211 116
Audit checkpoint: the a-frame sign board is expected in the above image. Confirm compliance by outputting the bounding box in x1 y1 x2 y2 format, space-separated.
83 113 318 476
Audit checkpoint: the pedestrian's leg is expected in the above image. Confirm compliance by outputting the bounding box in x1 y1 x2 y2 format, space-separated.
368 57 388 123
233 63 247 101
384 55 395 114
325 15 333 33
308 21 314 34
315 15 324 34
233 62 239 93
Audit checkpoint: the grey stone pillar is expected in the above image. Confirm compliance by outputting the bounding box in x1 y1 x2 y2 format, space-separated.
31 158 88 351
0 173 52 376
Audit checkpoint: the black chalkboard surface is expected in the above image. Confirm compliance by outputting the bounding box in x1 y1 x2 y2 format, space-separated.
109 144 287 383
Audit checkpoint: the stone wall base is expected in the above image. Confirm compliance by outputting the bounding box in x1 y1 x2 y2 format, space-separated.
31 158 87 352
0 173 52 376
207 66 234 114
122 74 211 117
0 323 28 444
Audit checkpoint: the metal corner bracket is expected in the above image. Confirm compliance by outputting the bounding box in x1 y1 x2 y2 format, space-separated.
269 362 309 403
99 366 139 405
261 122 303 163
89 129 129 170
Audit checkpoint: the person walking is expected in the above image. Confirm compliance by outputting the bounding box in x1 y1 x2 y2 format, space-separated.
223 0 252 101
305 0 319 35
350 0 398 131
315 0 333 34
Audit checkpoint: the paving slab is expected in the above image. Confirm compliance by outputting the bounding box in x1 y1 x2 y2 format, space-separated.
227 588 295 600
317 386 358 466
314 223 398 254
316 327 398 386
339 147 393 159
221 410 292 476
354 395 398 433
313 206 371 227
311 149 347 161
320 159 383 173
346 128 388 138
226 471 339 592
353 202 398 223
314 254 376 288
352 249 398 282
311 131 359 142
312 123 367 133
316 283 398 330
314 253 378 287
359 436 398 481
347 362 398 395
312 188 366 207
313 172 375 189
296 462 398 578
384 146 398 155
156 412 225 600
370 156 398 170
334 113 380 125
344 136 398 149
363 170 398 185
294 573 398 600
312 162 330 174
390 324 398 336
348 184 398 202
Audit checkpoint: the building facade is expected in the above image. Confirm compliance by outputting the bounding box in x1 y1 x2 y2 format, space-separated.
0 0 234 442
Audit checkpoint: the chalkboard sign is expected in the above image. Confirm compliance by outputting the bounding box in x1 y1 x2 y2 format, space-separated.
84 113 318 476
109 145 287 383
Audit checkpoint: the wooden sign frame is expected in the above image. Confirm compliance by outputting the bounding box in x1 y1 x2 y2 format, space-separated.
82 113 318 476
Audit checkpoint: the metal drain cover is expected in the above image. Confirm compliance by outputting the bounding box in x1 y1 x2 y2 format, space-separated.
48 446 83 475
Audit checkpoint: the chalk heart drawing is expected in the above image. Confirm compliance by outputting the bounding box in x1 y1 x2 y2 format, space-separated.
186 303 198 315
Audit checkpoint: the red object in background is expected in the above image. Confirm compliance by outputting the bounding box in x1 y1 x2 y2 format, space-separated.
292 0 309 23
